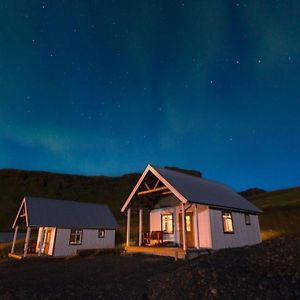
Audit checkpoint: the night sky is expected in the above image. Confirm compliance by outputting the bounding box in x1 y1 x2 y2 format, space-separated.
0 1 299 191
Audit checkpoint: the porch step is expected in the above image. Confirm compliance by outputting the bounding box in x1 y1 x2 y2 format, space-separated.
8 253 23 260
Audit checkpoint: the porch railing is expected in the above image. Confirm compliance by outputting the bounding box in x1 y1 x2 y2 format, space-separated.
142 231 164 246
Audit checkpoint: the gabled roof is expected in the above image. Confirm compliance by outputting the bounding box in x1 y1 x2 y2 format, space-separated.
13 197 119 229
121 164 262 214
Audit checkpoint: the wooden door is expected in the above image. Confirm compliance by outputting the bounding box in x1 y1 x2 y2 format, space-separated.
179 212 194 248
44 230 51 255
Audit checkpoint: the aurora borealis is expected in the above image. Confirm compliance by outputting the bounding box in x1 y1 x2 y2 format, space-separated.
0 1 299 191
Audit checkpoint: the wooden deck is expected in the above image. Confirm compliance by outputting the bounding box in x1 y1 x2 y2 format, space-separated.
125 246 186 259
124 246 210 260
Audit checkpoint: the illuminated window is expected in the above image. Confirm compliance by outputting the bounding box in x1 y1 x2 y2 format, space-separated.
245 214 251 225
69 229 83 245
161 214 173 234
98 230 105 238
222 212 234 233
186 215 191 232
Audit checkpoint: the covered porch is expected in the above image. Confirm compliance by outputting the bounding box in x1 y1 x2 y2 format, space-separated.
121 166 208 259
9 198 53 259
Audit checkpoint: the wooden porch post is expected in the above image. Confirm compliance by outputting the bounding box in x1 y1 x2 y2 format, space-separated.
11 225 19 254
126 208 131 247
181 203 187 251
194 205 200 249
23 227 31 257
138 209 143 246
38 227 45 256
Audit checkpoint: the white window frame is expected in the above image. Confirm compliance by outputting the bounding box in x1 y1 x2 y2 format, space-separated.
98 230 105 238
222 211 234 234
69 229 83 245
161 214 174 234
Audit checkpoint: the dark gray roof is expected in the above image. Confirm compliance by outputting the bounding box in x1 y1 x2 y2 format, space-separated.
153 166 262 213
25 197 119 228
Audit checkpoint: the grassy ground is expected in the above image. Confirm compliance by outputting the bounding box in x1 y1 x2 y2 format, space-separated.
249 186 300 208
248 186 300 240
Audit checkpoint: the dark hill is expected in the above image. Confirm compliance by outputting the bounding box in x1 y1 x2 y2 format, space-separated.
0 167 201 230
239 188 266 199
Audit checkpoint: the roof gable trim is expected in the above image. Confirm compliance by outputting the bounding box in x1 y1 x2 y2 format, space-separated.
121 165 188 212
12 197 29 229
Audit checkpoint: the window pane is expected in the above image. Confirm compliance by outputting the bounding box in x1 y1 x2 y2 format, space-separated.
161 214 173 233
70 229 82 244
222 212 234 233
186 215 191 232
245 214 251 225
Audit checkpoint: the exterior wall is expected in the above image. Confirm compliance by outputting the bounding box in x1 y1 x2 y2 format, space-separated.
209 209 261 250
53 228 115 257
196 205 212 248
150 207 180 244
150 205 213 248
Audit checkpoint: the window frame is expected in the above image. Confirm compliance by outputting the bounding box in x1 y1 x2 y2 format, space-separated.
221 211 234 234
69 229 83 245
245 214 251 226
98 229 105 238
185 214 192 232
161 213 174 234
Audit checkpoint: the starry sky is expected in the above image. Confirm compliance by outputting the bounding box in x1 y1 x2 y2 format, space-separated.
0 1 299 191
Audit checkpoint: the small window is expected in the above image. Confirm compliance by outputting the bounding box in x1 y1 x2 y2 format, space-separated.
161 214 173 234
222 212 234 233
69 229 83 245
185 215 192 232
245 214 251 225
98 230 105 238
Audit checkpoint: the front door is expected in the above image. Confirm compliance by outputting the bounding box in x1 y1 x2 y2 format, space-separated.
179 212 194 248
44 230 51 255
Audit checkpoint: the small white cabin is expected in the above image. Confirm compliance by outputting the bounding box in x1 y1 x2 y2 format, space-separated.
10 197 118 258
121 165 262 259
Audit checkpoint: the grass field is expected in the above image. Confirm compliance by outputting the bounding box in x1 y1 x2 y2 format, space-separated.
248 186 300 240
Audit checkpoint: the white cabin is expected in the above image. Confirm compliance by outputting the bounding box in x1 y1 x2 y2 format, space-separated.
10 197 118 258
121 165 262 259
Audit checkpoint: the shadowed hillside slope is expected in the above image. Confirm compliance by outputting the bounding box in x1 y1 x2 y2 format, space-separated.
0 167 201 231
0 169 140 230
248 186 300 239
0 168 299 241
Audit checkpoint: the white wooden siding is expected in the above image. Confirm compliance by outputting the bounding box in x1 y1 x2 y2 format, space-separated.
150 205 213 248
150 207 179 243
196 205 212 248
52 228 115 257
209 209 261 249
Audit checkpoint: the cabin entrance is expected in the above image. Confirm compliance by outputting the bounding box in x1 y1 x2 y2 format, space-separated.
44 230 52 255
179 212 194 248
